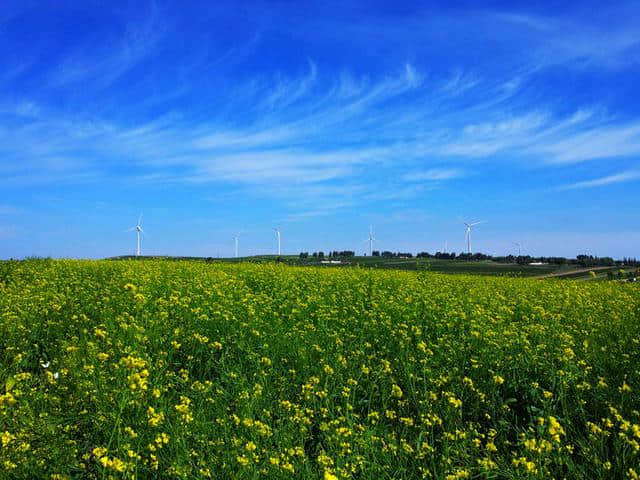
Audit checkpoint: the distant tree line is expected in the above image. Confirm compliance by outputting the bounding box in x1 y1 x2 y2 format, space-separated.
328 251 355 258
492 254 621 267
301 251 356 259
371 251 414 258
298 251 639 266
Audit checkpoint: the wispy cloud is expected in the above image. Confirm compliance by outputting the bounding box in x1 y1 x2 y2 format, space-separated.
432 109 640 165
0 63 433 189
259 60 318 110
536 124 640 164
402 168 466 182
3 59 639 203
559 170 640 190
441 70 479 94
48 2 165 89
2 3 640 219
488 9 640 69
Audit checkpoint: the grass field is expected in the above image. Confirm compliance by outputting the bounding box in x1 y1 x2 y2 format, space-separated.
1 259 639 479
114 255 566 277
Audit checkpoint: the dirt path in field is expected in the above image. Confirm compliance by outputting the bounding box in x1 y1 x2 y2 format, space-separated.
535 266 613 279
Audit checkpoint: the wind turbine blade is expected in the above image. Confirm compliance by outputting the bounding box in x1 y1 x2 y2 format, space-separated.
470 221 486 226
138 213 143 226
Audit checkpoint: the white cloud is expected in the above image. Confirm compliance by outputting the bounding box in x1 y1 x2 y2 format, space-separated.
259 60 318 110
404 63 423 88
559 170 640 190
489 10 640 69
2 53 640 213
48 3 165 89
441 70 480 94
402 168 465 182
537 124 640 164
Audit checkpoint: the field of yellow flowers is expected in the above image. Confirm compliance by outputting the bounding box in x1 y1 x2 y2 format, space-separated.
1 259 639 479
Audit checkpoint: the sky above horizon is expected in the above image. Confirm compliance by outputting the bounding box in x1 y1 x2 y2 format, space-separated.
1 0 639 259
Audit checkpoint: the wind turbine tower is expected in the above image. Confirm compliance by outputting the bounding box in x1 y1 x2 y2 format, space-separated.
463 220 485 254
233 233 240 258
273 228 281 256
127 214 144 257
514 242 522 256
366 226 376 256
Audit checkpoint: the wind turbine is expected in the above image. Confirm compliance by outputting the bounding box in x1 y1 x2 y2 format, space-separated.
463 220 485 254
365 226 376 256
233 232 241 258
514 242 522 256
273 228 281 256
126 214 144 257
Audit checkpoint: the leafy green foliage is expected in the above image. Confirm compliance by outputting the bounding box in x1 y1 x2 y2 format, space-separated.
1 260 639 479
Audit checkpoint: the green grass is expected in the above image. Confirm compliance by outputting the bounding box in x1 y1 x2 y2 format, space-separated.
112 255 564 277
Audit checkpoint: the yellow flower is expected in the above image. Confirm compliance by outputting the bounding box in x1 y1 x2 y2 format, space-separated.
97 352 109 361
147 407 165 427
1 431 16 447
548 416 565 442
391 384 403 399
92 447 107 458
175 396 193 423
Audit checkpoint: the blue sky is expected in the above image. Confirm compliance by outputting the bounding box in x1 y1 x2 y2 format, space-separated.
1 1 639 259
